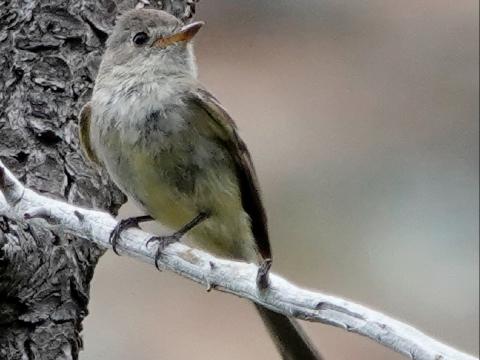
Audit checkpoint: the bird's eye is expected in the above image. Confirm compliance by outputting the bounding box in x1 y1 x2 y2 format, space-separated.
132 32 150 46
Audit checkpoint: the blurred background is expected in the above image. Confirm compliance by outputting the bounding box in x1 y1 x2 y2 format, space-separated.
82 1 479 359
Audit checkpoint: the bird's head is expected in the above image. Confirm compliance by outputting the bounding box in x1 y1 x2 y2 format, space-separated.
99 9 204 80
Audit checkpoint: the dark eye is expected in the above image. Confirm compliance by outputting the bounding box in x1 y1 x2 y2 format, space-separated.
133 32 149 46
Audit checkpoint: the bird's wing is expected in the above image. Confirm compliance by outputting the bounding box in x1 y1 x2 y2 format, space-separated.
187 88 271 260
78 102 100 165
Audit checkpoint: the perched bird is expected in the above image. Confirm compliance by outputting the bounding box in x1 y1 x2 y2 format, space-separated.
79 9 320 359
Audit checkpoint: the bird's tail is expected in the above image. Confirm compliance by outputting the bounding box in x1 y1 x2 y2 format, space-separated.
254 303 323 360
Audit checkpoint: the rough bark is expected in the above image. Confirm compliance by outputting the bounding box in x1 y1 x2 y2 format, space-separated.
0 1 192 359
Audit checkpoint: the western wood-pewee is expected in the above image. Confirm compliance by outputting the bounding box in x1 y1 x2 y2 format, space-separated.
79 9 320 359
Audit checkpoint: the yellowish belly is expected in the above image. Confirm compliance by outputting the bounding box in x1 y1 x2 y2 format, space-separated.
127 149 259 262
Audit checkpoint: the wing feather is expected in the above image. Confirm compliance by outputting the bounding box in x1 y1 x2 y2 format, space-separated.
188 88 271 260
78 102 100 165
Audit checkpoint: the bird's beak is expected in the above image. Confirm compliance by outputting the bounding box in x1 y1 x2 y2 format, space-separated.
151 21 204 48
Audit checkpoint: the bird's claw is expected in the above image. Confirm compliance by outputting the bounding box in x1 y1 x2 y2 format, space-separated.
109 218 141 255
146 233 182 270
256 258 272 290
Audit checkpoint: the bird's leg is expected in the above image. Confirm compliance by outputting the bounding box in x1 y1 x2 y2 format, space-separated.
146 211 210 269
109 215 154 255
256 258 272 290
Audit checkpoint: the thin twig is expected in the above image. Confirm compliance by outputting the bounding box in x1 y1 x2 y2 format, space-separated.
0 160 476 360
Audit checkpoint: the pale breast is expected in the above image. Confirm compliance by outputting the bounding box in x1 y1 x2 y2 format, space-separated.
90 82 195 202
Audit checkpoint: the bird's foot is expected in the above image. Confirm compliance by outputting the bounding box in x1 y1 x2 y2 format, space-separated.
146 232 183 270
145 212 210 270
109 215 153 255
256 258 272 290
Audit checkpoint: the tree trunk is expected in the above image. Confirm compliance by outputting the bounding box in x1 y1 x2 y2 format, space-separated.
0 1 191 358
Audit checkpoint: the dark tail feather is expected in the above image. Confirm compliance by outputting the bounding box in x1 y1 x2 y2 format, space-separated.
254 304 323 360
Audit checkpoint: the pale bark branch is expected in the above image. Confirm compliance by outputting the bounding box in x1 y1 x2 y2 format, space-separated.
0 160 476 360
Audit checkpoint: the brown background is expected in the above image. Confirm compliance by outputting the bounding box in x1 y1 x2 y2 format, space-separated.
82 1 479 359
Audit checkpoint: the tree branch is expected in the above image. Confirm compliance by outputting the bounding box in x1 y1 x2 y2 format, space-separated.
0 160 476 360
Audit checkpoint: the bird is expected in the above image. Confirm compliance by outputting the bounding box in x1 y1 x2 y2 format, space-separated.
79 8 321 359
